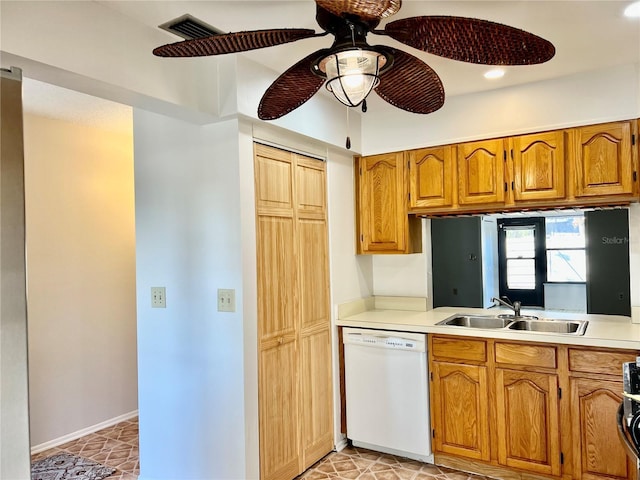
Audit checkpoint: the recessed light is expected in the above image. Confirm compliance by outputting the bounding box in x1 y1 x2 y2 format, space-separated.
484 69 505 79
624 1 640 17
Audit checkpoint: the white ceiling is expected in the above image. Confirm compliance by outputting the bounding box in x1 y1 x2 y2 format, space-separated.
21 1 640 128
100 0 640 97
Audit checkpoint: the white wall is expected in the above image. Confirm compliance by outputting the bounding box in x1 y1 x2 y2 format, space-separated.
23 113 138 447
362 63 640 155
0 0 220 123
370 221 430 298
134 111 249 480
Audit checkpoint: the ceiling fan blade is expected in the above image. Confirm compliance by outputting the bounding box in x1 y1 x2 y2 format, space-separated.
316 0 401 20
153 29 318 57
258 49 329 120
374 49 444 114
381 16 555 65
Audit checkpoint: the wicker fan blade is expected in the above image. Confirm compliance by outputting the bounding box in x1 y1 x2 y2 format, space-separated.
374 49 444 114
382 16 555 65
315 0 401 20
258 50 329 120
153 29 318 57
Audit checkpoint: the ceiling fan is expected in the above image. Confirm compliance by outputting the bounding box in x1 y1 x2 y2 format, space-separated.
153 0 555 121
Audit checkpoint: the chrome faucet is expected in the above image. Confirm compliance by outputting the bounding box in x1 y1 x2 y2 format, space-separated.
491 296 522 317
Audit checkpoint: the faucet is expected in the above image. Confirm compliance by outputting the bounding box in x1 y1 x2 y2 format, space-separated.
491 296 522 317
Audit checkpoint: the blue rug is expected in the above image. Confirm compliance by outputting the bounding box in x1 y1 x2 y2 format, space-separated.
31 453 116 480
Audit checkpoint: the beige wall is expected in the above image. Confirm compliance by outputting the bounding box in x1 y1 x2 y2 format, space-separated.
23 113 137 447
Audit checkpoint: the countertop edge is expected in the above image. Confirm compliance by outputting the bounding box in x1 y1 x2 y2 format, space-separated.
336 305 640 350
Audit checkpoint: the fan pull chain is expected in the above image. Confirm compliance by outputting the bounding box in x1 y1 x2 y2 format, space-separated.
345 106 351 150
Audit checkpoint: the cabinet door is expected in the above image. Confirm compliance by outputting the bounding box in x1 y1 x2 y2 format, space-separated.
296 157 333 469
495 369 561 476
571 378 635 480
408 146 454 209
356 152 420 253
431 362 490 461
570 121 634 198
511 131 565 202
457 138 506 205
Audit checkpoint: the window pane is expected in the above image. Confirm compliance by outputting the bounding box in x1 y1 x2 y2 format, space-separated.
506 258 536 289
505 227 535 259
547 250 586 282
546 216 585 249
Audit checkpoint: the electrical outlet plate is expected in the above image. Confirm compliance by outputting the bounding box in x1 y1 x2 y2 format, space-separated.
218 288 235 312
151 287 166 308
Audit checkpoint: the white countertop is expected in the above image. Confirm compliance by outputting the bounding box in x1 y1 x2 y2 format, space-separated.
336 299 640 350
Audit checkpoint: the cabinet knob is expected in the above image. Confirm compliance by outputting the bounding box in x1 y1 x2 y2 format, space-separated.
278 337 284 345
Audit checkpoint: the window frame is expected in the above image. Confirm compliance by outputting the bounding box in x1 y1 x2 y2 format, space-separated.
544 215 586 284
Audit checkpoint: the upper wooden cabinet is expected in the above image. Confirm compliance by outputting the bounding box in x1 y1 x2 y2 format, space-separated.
510 130 566 202
457 138 506 206
355 152 422 254
569 120 636 198
357 118 639 232
407 146 455 209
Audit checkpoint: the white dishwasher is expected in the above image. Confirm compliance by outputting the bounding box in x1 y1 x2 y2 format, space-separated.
343 327 433 463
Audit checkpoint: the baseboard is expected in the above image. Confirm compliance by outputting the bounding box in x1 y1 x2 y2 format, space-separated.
334 434 348 452
30 410 138 455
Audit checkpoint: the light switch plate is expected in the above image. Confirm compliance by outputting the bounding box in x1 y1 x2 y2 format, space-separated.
151 287 166 308
218 288 235 312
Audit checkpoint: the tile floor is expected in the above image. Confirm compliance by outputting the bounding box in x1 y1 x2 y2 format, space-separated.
297 446 492 480
31 417 139 480
31 418 490 480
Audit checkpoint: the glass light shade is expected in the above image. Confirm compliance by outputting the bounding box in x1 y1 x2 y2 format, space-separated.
321 49 385 107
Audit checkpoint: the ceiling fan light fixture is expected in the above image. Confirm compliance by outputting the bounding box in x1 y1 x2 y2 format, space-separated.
319 48 387 107
624 1 640 17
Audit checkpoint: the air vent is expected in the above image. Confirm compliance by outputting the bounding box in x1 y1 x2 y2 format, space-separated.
158 14 223 40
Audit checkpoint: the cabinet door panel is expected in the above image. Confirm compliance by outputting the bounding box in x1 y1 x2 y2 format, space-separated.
496 370 561 476
357 152 407 252
300 328 333 469
259 341 301 480
512 131 565 201
257 216 297 340
457 139 505 205
296 156 326 218
408 146 454 209
432 362 490 461
571 378 634 480
572 121 633 197
255 144 294 212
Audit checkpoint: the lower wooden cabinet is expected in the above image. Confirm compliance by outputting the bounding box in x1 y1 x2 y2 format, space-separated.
431 362 490 461
430 335 638 480
570 378 635 480
495 369 561 476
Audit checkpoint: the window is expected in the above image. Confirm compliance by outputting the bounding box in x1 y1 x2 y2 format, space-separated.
545 215 586 282
504 225 536 289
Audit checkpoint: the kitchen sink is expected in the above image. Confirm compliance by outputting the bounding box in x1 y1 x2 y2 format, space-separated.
508 319 588 335
436 313 588 335
437 315 512 329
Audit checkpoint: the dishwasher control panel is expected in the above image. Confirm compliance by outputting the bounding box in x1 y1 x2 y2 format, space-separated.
344 329 425 352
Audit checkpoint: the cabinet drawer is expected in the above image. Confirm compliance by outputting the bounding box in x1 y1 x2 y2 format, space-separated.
432 336 486 362
569 348 638 376
495 342 557 369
